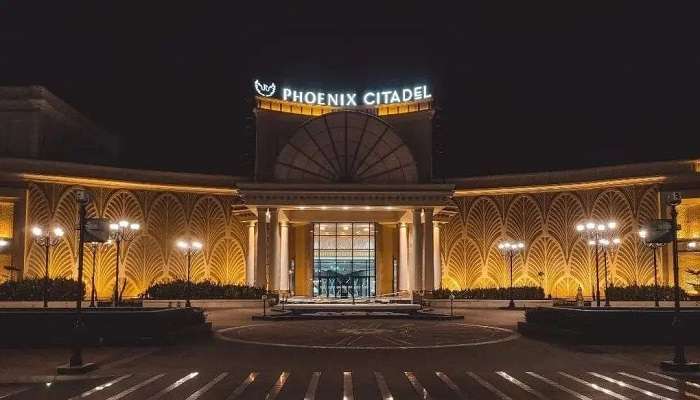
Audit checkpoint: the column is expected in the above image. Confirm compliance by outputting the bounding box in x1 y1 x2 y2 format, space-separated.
279 221 289 292
269 208 280 291
255 208 267 288
399 222 409 291
246 222 256 286
423 208 434 292
412 208 423 292
433 222 441 289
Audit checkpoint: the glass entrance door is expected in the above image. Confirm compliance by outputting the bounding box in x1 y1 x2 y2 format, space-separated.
312 222 376 298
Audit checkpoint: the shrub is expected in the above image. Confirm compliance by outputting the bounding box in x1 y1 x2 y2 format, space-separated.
433 286 545 300
145 280 268 300
605 284 688 301
0 277 84 301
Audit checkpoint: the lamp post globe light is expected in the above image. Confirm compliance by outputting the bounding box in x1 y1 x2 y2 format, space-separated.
31 225 65 308
639 229 664 307
176 239 203 307
497 240 525 309
86 240 111 307
575 220 618 307
109 220 140 307
0 238 8 248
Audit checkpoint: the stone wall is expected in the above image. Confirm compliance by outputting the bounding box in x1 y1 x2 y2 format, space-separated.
440 185 660 297
24 182 247 297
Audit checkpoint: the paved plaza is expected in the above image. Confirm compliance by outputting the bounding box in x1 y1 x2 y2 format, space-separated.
1 308 700 399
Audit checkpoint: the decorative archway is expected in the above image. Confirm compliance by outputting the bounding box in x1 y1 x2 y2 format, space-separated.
274 111 418 183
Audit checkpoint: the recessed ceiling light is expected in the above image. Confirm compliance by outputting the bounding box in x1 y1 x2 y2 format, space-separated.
385 206 394 210
364 206 372 210
342 206 350 210
321 206 328 210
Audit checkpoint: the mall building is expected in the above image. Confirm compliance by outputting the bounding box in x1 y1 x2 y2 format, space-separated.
0 85 698 299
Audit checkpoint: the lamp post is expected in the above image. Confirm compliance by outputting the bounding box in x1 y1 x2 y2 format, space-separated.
576 220 618 307
598 237 621 307
176 239 203 307
498 240 525 309
661 192 699 372
32 225 65 308
639 229 663 307
86 240 111 307
109 220 140 307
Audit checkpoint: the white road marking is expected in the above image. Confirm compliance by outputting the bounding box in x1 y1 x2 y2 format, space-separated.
404 372 431 400
496 371 549 399
619 372 700 399
265 371 289 400
343 371 354 400
467 371 512 400
304 372 322 400
559 372 629 400
185 372 228 400
0 387 29 399
68 374 133 399
588 372 672 400
648 371 700 389
374 372 394 400
435 371 467 399
526 372 592 400
145 372 199 400
105 373 166 400
225 372 258 400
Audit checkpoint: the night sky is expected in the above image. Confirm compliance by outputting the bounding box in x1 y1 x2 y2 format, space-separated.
1 1 698 178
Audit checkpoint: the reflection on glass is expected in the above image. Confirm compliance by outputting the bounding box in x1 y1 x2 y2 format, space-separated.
312 222 376 298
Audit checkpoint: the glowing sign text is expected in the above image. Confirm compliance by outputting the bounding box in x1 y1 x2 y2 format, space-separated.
254 80 431 106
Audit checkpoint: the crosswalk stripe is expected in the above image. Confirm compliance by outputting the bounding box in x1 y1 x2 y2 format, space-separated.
648 371 700 390
145 372 199 400
496 371 549 399
225 372 258 400
0 387 29 399
105 373 166 400
588 372 672 400
619 372 700 399
68 374 133 400
404 372 431 400
343 371 354 400
304 372 322 400
467 371 512 400
265 371 290 400
184 372 228 400
374 372 394 400
435 371 467 399
525 372 592 400
559 372 629 400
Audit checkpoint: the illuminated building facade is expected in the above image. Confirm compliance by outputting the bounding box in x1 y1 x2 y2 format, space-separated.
0 85 699 298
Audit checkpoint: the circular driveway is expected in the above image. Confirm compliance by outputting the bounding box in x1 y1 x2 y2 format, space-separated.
216 320 519 350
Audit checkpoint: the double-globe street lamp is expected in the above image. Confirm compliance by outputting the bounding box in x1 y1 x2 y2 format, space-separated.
497 240 525 309
576 220 618 307
86 240 111 307
31 226 65 308
109 220 140 306
638 229 665 307
176 239 203 307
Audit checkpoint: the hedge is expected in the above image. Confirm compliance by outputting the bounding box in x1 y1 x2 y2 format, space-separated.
145 280 268 300
605 284 688 301
0 278 84 301
433 286 545 300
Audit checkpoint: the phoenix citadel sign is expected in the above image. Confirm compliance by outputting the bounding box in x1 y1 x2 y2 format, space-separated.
254 79 431 107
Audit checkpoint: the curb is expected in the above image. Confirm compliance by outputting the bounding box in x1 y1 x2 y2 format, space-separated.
0 374 112 384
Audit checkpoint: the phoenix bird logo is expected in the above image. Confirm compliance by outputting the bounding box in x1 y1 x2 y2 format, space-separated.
254 80 276 97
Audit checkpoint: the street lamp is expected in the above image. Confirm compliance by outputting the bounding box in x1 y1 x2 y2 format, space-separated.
109 220 140 306
498 240 525 309
598 237 621 307
32 225 65 308
176 239 203 307
639 229 664 307
0 238 8 249
86 240 111 307
576 220 618 307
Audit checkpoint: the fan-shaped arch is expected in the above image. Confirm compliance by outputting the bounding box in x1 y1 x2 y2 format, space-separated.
274 111 418 183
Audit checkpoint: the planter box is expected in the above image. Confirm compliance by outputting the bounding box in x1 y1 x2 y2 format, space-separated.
0 307 208 345
143 299 262 309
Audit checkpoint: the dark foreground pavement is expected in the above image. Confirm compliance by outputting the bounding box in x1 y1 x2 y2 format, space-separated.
2 308 699 399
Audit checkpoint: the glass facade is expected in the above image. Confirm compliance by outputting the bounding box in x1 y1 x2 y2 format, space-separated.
313 222 376 298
